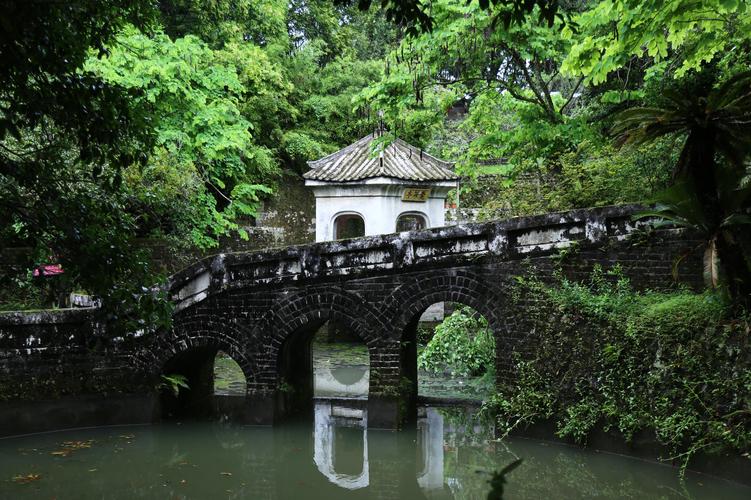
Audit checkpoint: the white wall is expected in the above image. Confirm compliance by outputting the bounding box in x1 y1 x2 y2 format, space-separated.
307 178 457 242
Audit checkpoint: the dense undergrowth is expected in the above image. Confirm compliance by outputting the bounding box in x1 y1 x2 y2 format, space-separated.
418 306 496 377
486 265 751 473
418 306 497 398
0 272 46 312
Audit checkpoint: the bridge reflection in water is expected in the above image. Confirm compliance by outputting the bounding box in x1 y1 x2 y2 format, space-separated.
2 400 740 499
313 362 369 399
309 400 464 497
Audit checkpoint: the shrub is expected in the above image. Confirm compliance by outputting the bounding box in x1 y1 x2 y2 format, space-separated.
418 306 496 377
487 267 751 474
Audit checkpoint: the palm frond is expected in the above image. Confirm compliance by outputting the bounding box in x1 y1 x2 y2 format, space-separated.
720 214 751 227
635 182 711 234
611 107 689 147
708 71 751 110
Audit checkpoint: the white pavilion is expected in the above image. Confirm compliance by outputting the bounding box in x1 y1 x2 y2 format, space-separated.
304 134 459 242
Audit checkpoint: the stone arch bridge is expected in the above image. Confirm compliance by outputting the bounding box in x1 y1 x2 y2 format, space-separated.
142 204 700 427
0 205 702 431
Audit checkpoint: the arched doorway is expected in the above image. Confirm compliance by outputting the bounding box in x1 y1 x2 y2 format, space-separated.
396 212 428 232
334 213 365 240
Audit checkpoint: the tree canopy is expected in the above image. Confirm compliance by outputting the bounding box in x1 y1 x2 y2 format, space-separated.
1 0 750 314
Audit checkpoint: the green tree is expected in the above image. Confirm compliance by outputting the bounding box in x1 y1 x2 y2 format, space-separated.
351 0 560 35
361 0 582 136
613 72 751 301
158 0 288 48
563 0 751 84
86 28 276 249
0 1 164 321
419 306 496 377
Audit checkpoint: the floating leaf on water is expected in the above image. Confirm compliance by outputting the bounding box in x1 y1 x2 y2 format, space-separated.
50 439 95 457
61 440 94 450
12 473 41 484
220 472 233 476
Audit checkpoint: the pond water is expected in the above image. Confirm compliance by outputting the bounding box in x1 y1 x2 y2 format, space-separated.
1 405 748 499
1 341 747 499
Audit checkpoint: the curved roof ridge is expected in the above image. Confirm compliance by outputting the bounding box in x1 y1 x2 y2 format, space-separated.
391 137 453 168
304 133 457 183
307 134 374 168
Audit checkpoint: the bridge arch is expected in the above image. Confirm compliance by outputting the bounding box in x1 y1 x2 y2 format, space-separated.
384 269 516 407
268 287 388 348
265 288 389 418
136 312 261 419
385 269 512 342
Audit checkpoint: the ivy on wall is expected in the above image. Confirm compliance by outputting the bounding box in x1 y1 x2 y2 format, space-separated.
487 265 751 474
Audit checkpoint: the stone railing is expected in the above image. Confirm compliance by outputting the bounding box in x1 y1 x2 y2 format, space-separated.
0 308 97 350
168 204 652 312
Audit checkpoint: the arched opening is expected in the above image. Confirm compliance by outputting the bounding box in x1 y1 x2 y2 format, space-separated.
314 320 369 400
396 212 428 232
277 315 370 420
334 213 365 240
401 302 496 411
158 346 248 420
159 346 218 420
213 351 247 396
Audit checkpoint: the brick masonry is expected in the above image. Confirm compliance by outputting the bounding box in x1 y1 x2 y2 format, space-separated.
0 205 703 430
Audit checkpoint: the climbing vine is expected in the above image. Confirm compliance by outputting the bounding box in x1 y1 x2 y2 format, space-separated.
487 266 751 474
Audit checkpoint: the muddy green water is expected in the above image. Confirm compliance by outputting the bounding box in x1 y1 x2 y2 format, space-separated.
1 342 748 498
1 407 748 499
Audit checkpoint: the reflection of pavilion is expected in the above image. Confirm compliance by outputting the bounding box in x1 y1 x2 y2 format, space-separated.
314 364 369 399
312 401 451 495
314 401 370 490
417 407 445 492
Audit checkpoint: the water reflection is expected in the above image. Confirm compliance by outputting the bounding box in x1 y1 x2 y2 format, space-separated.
314 401 369 489
314 365 369 399
311 403 458 494
417 407 445 492
0 404 748 499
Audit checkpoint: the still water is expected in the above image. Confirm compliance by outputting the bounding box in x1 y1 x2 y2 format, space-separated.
1 341 748 499
1 404 749 499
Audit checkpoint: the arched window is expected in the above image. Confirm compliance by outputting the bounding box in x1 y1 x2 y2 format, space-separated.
396 212 427 232
334 213 365 240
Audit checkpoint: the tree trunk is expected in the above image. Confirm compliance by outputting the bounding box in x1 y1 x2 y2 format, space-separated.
685 128 751 305
718 228 751 308
684 128 721 228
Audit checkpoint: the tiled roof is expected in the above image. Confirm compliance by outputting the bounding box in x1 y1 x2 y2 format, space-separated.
304 134 457 182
